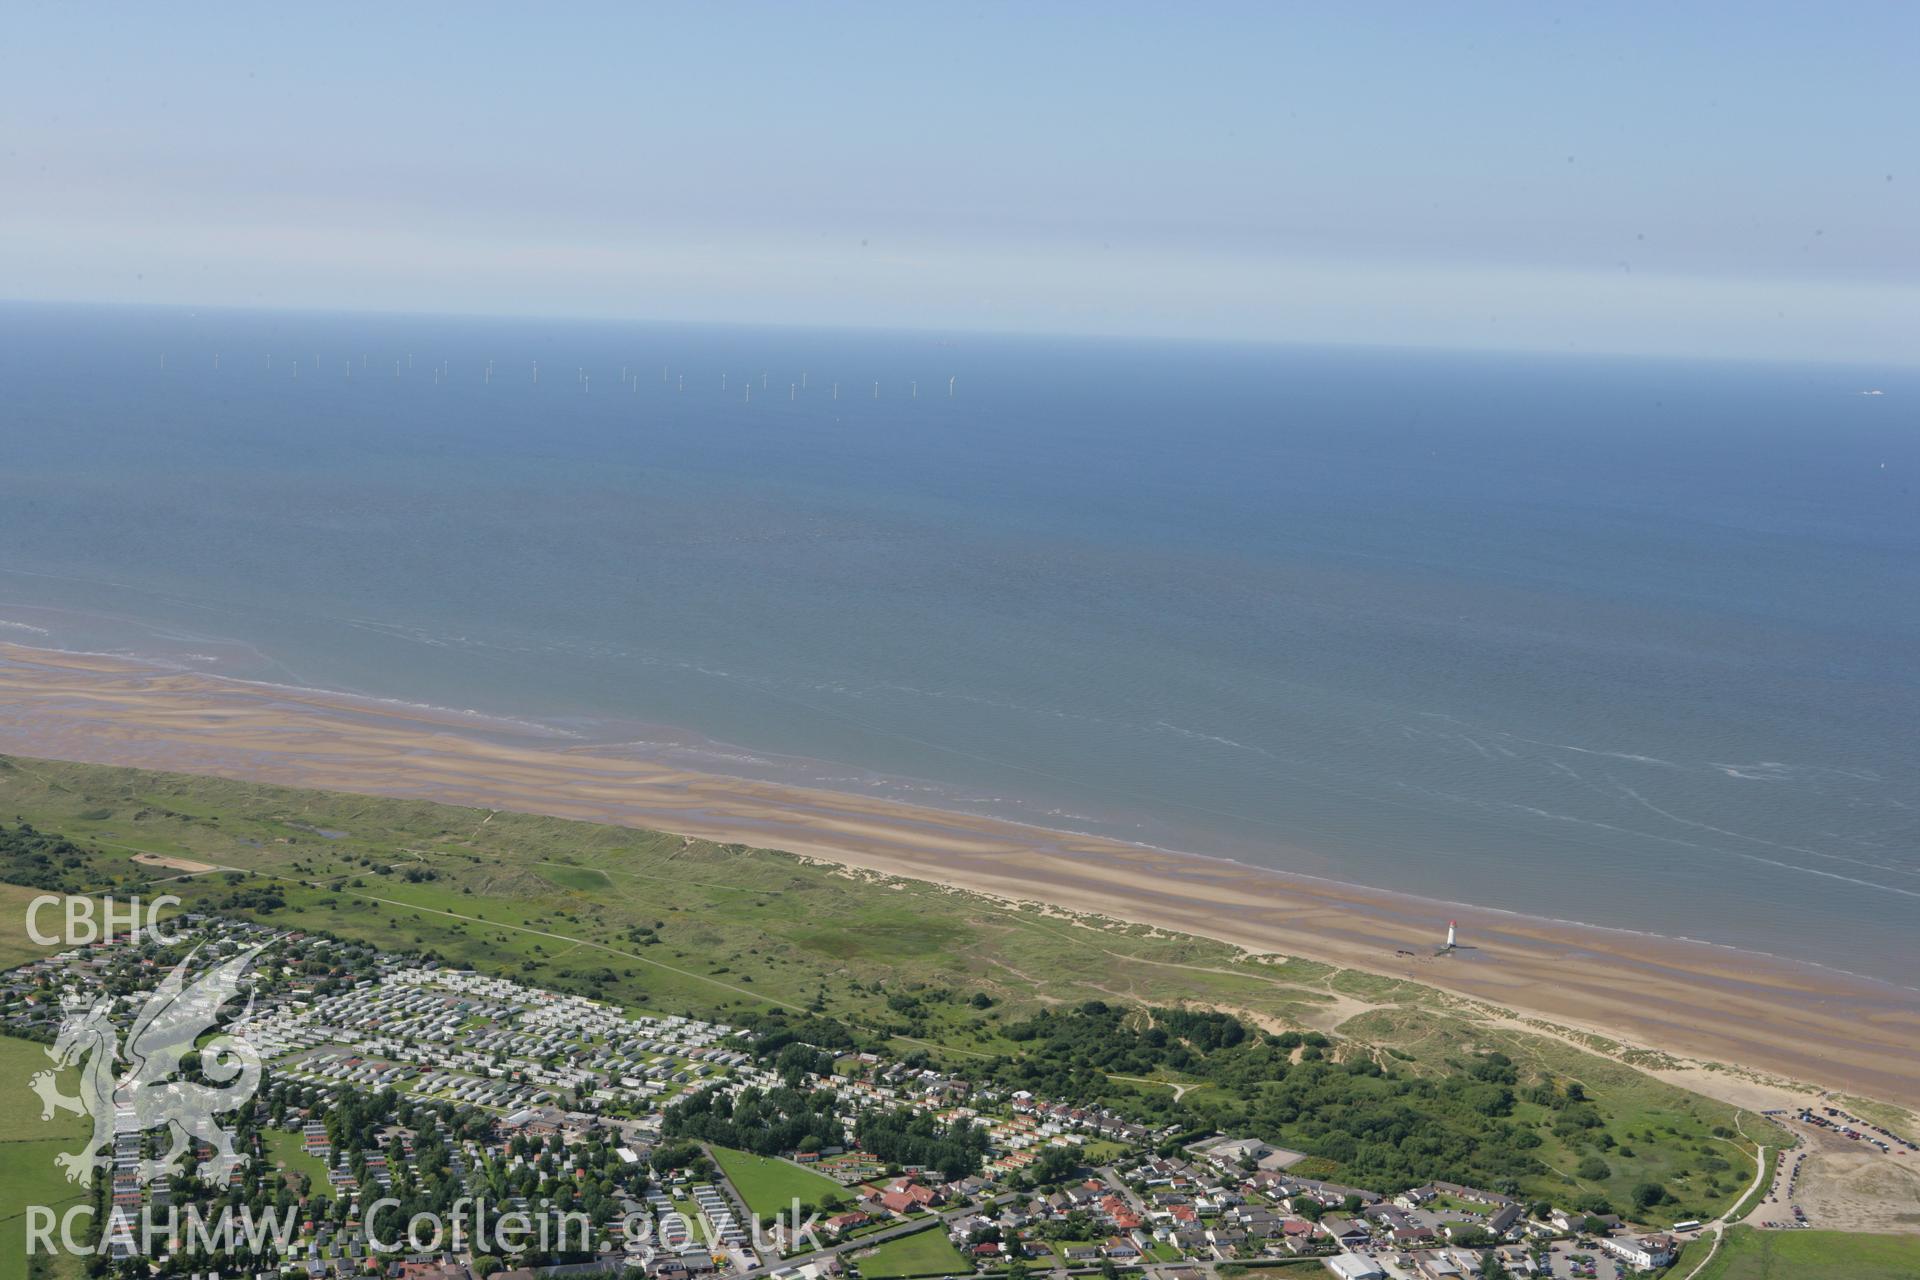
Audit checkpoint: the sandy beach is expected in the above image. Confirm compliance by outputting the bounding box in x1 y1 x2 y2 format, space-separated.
0 639 1915 1113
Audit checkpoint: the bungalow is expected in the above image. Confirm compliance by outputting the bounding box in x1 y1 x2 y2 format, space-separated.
1278 1219 1319 1253
1169 1228 1209 1255
1317 1217 1372 1249
1487 1204 1524 1237
823 1212 870 1237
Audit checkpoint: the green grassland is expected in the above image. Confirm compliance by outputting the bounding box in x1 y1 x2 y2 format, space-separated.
853 1225 971 1279
0 753 1828 1220
1340 1005 1779 1223
0 884 68 971
709 1146 849 1217
261 1128 334 1193
0 1035 92 1280
1681 1225 1920 1279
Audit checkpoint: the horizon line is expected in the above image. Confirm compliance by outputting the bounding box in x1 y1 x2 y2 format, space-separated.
2 293 1912 374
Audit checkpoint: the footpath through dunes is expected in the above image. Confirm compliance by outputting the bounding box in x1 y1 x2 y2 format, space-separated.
0 639 1917 1113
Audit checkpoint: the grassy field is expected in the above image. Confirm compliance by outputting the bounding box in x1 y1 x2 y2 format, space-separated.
853 1226 971 1279
261 1128 334 1193
710 1146 850 1217
0 885 84 971
0 753 1814 1218
1683 1225 1920 1279
0 1035 92 1280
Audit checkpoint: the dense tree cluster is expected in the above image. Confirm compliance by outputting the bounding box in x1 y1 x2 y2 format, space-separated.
854 1108 990 1180
0 820 98 891
985 1002 1549 1194
662 1083 844 1156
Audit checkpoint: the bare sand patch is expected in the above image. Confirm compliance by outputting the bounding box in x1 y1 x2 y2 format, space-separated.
130 852 219 874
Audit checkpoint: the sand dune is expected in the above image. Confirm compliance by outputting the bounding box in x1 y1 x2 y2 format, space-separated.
0 640 1915 1112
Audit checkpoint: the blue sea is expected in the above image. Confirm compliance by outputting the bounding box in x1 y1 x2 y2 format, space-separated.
1 302 1915 984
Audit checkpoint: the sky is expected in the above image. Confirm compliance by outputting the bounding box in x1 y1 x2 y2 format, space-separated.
1 2 1914 363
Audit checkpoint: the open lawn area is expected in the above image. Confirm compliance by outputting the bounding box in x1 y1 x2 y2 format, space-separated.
854 1226 971 1279
1686 1225 1920 1279
0 1035 92 1280
710 1146 849 1217
0 887 96 972
261 1128 333 1193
